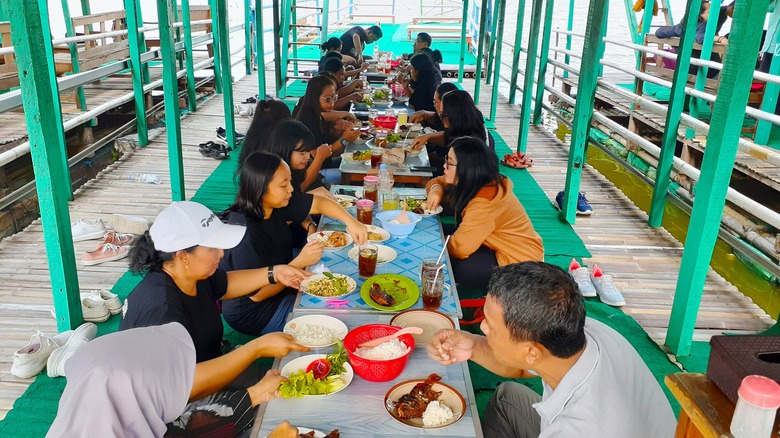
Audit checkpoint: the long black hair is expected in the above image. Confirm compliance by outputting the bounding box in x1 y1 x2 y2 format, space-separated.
231 152 285 221
239 99 292 168
266 120 317 191
448 136 503 221
441 90 487 142
128 232 196 274
321 37 342 52
293 75 337 144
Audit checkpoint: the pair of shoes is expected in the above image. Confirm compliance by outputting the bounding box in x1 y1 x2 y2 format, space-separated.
234 103 255 117
80 289 122 315
47 323 98 378
215 127 244 147
71 219 107 242
501 152 533 169
82 233 133 266
555 191 593 215
11 330 73 378
199 141 231 160
105 214 152 235
241 95 257 104
568 259 625 306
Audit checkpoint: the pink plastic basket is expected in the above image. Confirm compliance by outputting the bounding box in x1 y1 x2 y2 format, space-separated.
343 324 415 382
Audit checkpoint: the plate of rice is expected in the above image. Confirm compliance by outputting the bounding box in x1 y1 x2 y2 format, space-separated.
384 379 466 428
300 273 357 298
283 315 349 348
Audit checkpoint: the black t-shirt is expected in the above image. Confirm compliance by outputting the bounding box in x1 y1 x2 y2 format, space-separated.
119 270 228 362
409 74 439 112
340 26 368 58
219 193 313 335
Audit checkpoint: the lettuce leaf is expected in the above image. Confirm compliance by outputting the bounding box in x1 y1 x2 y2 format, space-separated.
279 370 346 398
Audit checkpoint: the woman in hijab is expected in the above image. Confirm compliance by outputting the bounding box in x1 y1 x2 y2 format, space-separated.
47 322 308 437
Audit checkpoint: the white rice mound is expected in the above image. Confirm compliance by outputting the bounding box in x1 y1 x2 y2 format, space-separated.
422 400 454 427
289 324 336 346
354 338 410 360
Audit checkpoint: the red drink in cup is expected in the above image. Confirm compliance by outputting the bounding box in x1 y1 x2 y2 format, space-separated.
358 244 378 278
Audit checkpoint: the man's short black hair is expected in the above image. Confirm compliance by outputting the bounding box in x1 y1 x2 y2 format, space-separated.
488 262 586 358
319 57 344 74
368 25 383 39
417 32 432 46
324 51 343 60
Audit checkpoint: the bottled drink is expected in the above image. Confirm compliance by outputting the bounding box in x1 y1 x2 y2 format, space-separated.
128 173 162 184
373 44 379 61
378 164 394 208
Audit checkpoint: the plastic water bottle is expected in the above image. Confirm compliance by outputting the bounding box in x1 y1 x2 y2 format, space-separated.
373 44 379 61
128 173 162 184
378 164 393 210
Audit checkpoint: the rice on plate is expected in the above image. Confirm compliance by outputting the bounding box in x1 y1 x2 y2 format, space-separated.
422 401 454 427
354 338 410 360
287 324 336 346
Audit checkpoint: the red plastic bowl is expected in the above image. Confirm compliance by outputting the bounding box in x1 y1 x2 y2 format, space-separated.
374 116 398 130
343 324 415 382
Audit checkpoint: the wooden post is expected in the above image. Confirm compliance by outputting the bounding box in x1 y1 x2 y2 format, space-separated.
560 0 608 223
508 0 527 104
245 0 252 75
485 0 500 85
157 0 187 201
473 0 489 104
210 0 224 93
666 0 770 356
216 0 237 147
458 0 470 83
649 0 702 228
488 0 507 121
516 0 544 153
60 0 89 113
9 0 82 330
124 0 150 145
686 0 722 138
256 0 267 99
181 0 198 112
755 35 780 145
532 0 555 125
563 0 574 79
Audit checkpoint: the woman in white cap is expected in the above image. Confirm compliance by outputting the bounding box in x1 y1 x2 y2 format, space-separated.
120 200 309 363
48 322 307 437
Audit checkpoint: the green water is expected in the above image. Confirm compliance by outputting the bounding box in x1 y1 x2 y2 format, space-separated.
584 146 780 319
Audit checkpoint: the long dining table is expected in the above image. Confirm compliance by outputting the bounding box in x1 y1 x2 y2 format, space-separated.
249 185 483 437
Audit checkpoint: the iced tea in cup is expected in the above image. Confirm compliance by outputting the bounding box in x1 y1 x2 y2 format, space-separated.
368 108 378 125
370 147 383 169
422 269 450 310
358 244 378 278
419 258 444 281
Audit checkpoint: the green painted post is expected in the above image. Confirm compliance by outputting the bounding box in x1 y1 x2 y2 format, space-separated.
256 0 267 99
532 0 555 125
291 0 299 77
563 0 574 79
124 0 150 145
60 0 89 113
458 0 470 83
273 0 283 96
755 37 780 145
181 0 198 112
157 0 187 201
279 0 292 98
489 0 507 121
623 0 642 66
216 0 237 147
560 0 608 223
473 0 490 104
174 1 184 70
485 0 500 85
508 0 527 104
516 0 544 153
210 0 224 93
9 0 82 330
649 0 702 227
639 0 656 70
686 0 721 138
134 0 151 84
245 0 252 75
322 0 330 41
666 0 770 356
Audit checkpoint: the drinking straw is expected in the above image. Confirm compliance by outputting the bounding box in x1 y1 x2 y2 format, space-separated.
431 264 445 291
436 235 451 265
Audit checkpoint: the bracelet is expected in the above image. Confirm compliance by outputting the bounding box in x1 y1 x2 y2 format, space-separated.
267 266 276 285
307 222 318 231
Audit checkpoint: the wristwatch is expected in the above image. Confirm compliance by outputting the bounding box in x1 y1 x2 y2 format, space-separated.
268 266 276 285
307 222 318 232
340 138 349 148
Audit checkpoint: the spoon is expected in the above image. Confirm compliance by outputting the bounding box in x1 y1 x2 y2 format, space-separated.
358 327 424 348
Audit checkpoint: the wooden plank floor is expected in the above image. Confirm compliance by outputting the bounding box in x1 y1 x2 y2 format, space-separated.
468 78 774 344
0 75 257 421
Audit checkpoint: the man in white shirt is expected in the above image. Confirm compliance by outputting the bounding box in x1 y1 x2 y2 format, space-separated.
428 262 677 437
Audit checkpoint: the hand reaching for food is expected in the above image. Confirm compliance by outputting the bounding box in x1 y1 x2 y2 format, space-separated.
267 421 299 438
346 221 368 245
247 369 286 406
274 264 312 289
411 134 429 152
294 239 324 267
255 332 311 358
427 329 476 365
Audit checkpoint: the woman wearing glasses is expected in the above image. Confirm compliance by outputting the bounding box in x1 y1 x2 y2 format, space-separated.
424 136 543 291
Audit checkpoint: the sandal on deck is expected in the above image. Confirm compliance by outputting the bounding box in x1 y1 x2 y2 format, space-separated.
501 152 533 169
199 141 230 160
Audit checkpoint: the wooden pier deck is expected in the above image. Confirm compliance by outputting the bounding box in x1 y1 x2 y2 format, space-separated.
0 76 256 420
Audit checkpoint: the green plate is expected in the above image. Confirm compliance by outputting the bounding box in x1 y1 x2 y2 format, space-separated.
360 274 420 312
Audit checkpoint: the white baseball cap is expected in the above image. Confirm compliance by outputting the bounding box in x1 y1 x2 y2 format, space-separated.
149 201 246 252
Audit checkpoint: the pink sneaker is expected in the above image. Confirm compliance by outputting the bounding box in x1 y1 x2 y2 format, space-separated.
82 243 130 266
101 231 135 246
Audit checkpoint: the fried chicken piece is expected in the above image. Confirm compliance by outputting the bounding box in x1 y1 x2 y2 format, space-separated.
394 373 443 419
370 283 395 307
324 430 340 438
409 373 442 402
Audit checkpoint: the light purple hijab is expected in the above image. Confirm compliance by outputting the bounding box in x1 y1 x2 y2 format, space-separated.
47 323 196 438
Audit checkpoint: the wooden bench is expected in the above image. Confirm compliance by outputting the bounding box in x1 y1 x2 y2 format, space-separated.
411 17 462 25
0 22 19 91
145 5 213 58
53 11 130 76
407 24 462 40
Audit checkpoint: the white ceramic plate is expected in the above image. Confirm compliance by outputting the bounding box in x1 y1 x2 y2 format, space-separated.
307 231 353 251
384 378 466 428
280 354 354 397
390 309 456 346
335 195 358 209
348 244 398 266
418 205 444 217
341 151 371 163
264 427 325 438
283 315 349 348
366 225 391 243
300 273 358 298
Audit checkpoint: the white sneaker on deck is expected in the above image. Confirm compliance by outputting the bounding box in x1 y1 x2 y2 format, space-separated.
80 295 111 322
47 323 97 378
591 264 626 307
71 219 107 242
105 213 152 235
80 289 122 315
11 331 61 379
568 259 597 297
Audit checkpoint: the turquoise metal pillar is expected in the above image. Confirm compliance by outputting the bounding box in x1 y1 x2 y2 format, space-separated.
60 0 88 112
245 0 253 75
279 0 292 98
649 0 702 227
174 1 184 70
255 0 267 99
124 0 150 145
181 0 198 112
516 0 544 153
485 0 500 85
755 37 780 145
532 0 555 125
9 0 82 330
666 0 770 356
685 0 721 138
473 0 490 103
563 0 574 79
216 0 237 147
623 0 642 65
135 0 151 84
291 0 299 76
560 0 608 223
210 0 224 93
157 0 187 201
458 0 470 83
488 0 506 121
638 0 656 71
322 0 331 42
508 0 527 104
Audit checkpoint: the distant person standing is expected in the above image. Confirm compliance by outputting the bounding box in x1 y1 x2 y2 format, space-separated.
339 25 383 66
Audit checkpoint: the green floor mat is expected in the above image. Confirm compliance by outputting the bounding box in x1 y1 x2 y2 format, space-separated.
676 341 711 374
